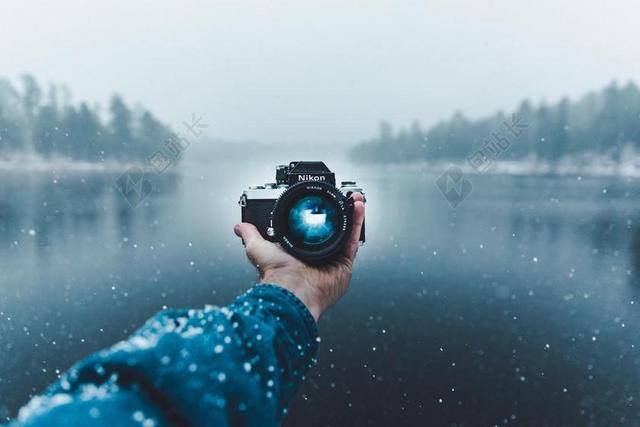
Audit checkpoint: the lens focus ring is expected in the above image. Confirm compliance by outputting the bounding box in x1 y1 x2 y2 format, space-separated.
271 181 353 263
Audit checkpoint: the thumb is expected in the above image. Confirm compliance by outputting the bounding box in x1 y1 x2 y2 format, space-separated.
234 223 270 268
234 223 264 248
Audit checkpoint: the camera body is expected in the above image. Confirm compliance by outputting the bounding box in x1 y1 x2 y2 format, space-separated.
239 161 365 260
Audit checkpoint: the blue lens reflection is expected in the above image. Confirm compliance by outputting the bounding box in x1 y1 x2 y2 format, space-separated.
287 195 338 245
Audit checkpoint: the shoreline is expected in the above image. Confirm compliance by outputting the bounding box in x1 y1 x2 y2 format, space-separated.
367 157 640 179
0 156 156 174
2 155 640 179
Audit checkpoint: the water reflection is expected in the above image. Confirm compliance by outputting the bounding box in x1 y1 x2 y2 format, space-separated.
0 172 179 256
630 226 640 286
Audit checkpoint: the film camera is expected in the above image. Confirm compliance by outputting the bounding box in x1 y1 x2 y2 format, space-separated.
238 161 365 262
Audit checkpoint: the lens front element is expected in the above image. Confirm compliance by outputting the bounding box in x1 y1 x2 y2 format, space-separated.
288 195 339 245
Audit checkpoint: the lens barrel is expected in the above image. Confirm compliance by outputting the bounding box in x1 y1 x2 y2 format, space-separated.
272 181 353 262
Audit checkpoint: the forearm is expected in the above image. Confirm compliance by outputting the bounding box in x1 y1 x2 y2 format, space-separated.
7 285 319 427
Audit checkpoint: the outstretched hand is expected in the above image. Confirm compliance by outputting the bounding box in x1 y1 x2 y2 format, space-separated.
234 193 365 322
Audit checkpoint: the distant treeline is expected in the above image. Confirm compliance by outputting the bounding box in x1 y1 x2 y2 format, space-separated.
0 75 172 161
352 81 640 163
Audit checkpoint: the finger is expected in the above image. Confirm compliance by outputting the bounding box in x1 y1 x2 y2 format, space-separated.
351 192 364 203
234 223 263 248
344 199 365 261
345 193 365 260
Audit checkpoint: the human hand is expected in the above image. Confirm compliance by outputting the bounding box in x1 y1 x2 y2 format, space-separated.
234 193 365 322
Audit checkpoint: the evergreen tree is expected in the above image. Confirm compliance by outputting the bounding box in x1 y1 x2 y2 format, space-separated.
138 110 170 157
21 74 42 153
0 104 22 152
0 79 23 152
33 103 59 157
108 95 133 159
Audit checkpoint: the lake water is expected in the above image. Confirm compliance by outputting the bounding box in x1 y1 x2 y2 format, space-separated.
1 160 640 426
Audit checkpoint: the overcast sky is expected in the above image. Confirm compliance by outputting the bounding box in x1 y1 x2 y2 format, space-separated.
1 0 639 144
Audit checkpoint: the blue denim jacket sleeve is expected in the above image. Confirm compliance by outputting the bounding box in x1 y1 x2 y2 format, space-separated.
6 284 319 427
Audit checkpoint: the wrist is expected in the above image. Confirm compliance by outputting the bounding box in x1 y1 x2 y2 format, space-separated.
260 270 324 322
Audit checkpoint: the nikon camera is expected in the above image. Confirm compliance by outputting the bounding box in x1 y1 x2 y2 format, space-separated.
238 161 365 263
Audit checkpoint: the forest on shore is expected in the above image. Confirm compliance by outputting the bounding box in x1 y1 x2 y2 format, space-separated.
351 81 640 165
0 75 172 162
4 76 639 169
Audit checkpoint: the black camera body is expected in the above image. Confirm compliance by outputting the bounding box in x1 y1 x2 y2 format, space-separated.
239 161 365 262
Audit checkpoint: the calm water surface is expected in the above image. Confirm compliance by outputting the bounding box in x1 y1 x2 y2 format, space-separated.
1 161 640 426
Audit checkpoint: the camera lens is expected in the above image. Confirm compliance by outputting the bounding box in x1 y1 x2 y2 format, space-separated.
287 195 339 245
272 181 353 262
